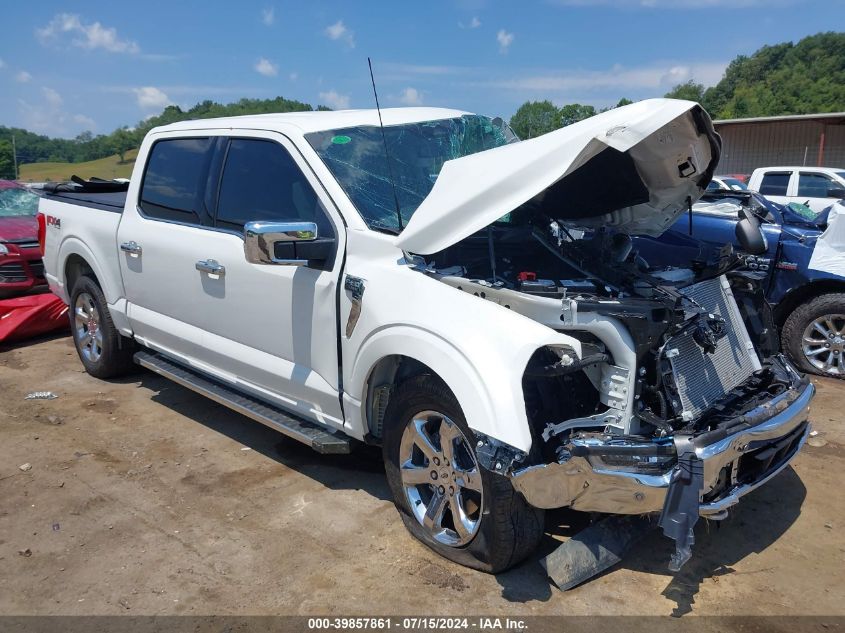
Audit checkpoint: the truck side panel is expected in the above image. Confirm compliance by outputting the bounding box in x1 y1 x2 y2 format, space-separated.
40 197 129 332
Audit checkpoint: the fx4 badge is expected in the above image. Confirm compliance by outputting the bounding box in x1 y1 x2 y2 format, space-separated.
46 215 61 229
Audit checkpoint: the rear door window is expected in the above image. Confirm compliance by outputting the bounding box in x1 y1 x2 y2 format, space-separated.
758 172 790 196
139 138 213 224
798 172 835 197
215 138 333 236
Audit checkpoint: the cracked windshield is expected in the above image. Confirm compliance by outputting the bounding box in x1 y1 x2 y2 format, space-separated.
307 114 517 233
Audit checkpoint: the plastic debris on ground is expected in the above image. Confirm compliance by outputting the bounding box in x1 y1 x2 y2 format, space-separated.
25 391 58 400
541 515 654 591
0 293 69 344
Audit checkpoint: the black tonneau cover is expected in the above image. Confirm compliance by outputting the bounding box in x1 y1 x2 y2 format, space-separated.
41 176 128 213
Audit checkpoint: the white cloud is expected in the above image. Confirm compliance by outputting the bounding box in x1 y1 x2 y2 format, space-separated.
459 16 482 28
497 29 514 53
42 87 63 108
16 71 32 83
73 114 96 130
255 57 278 77
133 86 170 109
289 72 299 81
37 13 140 54
16 93 96 137
319 90 350 110
262 7 275 26
324 20 355 48
477 60 727 94
0 58 5 69
397 87 424 106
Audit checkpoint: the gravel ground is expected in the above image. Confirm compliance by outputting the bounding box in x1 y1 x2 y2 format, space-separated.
0 334 843 617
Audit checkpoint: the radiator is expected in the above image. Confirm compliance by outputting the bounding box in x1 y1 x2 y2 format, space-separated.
666 275 761 420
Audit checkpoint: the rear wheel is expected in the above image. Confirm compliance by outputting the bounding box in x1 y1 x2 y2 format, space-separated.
782 293 845 378
383 375 544 573
69 275 135 378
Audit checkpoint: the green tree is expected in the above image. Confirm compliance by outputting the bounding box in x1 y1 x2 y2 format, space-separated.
0 139 15 179
509 100 559 139
110 127 135 164
664 80 707 103
558 103 597 127
664 32 845 119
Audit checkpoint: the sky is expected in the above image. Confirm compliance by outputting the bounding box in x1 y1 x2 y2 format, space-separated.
0 0 842 139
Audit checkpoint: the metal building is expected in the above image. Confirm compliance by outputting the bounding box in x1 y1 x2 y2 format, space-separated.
713 112 845 175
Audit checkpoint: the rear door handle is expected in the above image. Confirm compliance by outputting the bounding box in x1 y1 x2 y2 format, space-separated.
120 241 142 255
195 259 225 276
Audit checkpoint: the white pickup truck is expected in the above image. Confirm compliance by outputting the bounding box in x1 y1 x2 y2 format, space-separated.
748 166 845 213
39 99 813 576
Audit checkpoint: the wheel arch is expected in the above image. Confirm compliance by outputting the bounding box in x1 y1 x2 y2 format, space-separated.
64 253 99 296
349 325 532 452
57 238 118 303
774 279 845 327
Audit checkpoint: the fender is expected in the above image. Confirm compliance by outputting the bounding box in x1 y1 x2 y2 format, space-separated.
55 236 132 335
349 323 583 453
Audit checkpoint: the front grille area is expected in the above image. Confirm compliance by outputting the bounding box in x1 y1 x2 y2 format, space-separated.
667 276 760 419
29 260 45 278
0 262 29 283
736 421 807 485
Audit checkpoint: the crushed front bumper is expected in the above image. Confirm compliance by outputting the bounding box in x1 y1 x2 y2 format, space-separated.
510 375 814 517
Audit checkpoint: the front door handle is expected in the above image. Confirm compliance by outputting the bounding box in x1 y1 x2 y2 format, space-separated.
120 241 142 255
195 259 225 276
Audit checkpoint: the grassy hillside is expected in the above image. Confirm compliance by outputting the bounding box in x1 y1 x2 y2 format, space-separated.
18 149 138 183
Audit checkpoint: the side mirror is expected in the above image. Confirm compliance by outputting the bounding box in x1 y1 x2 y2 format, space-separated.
244 221 319 266
735 209 768 256
827 186 845 199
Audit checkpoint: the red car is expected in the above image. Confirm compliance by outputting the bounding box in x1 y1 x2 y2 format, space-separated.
0 181 46 297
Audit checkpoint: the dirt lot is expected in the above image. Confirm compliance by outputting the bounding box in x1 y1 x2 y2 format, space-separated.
0 334 843 617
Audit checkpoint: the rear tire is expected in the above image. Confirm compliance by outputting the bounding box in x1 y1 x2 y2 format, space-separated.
383 375 544 573
69 275 136 378
782 293 845 379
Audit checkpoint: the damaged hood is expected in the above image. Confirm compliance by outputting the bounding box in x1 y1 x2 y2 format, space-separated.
395 99 720 255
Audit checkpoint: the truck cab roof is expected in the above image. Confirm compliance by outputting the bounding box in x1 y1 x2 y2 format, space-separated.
151 107 472 136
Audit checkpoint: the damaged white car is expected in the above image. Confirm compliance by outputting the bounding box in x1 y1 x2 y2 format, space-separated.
40 99 813 578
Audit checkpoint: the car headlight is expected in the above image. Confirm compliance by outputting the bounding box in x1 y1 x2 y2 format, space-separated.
0 243 8 255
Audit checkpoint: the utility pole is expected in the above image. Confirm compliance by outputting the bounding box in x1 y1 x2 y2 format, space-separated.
11 135 18 180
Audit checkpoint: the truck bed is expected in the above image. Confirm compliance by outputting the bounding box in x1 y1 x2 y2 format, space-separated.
41 189 127 213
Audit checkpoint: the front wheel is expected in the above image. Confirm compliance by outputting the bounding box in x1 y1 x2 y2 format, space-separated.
782 293 845 378
383 375 544 573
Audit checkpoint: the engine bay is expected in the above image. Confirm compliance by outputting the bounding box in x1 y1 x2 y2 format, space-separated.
415 212 788 448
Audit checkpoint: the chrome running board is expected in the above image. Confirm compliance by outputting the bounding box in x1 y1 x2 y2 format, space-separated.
134 350 351 454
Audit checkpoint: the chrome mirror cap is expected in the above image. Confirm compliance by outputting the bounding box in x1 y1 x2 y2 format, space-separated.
244 221 318 265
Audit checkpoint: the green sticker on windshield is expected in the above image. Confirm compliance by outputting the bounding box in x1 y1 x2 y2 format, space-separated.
331 135 352 145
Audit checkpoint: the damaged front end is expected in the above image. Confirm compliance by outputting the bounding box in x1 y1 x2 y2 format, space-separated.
395 99 814 572
411 206 813 573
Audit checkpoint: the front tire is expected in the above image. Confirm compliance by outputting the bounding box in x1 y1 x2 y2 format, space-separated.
69 275 135 378
383 375 544 573
782 293 845 379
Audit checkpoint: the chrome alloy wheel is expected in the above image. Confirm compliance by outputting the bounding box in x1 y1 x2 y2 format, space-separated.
399 411 483 547
802 314 845 376
74 292 103 363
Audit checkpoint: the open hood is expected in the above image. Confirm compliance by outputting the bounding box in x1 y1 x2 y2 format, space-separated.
395 99 720 255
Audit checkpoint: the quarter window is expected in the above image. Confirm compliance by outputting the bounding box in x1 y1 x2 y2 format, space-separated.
139 138 213 223
797 172 834 197
758 172 790 196
215 139 332 235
